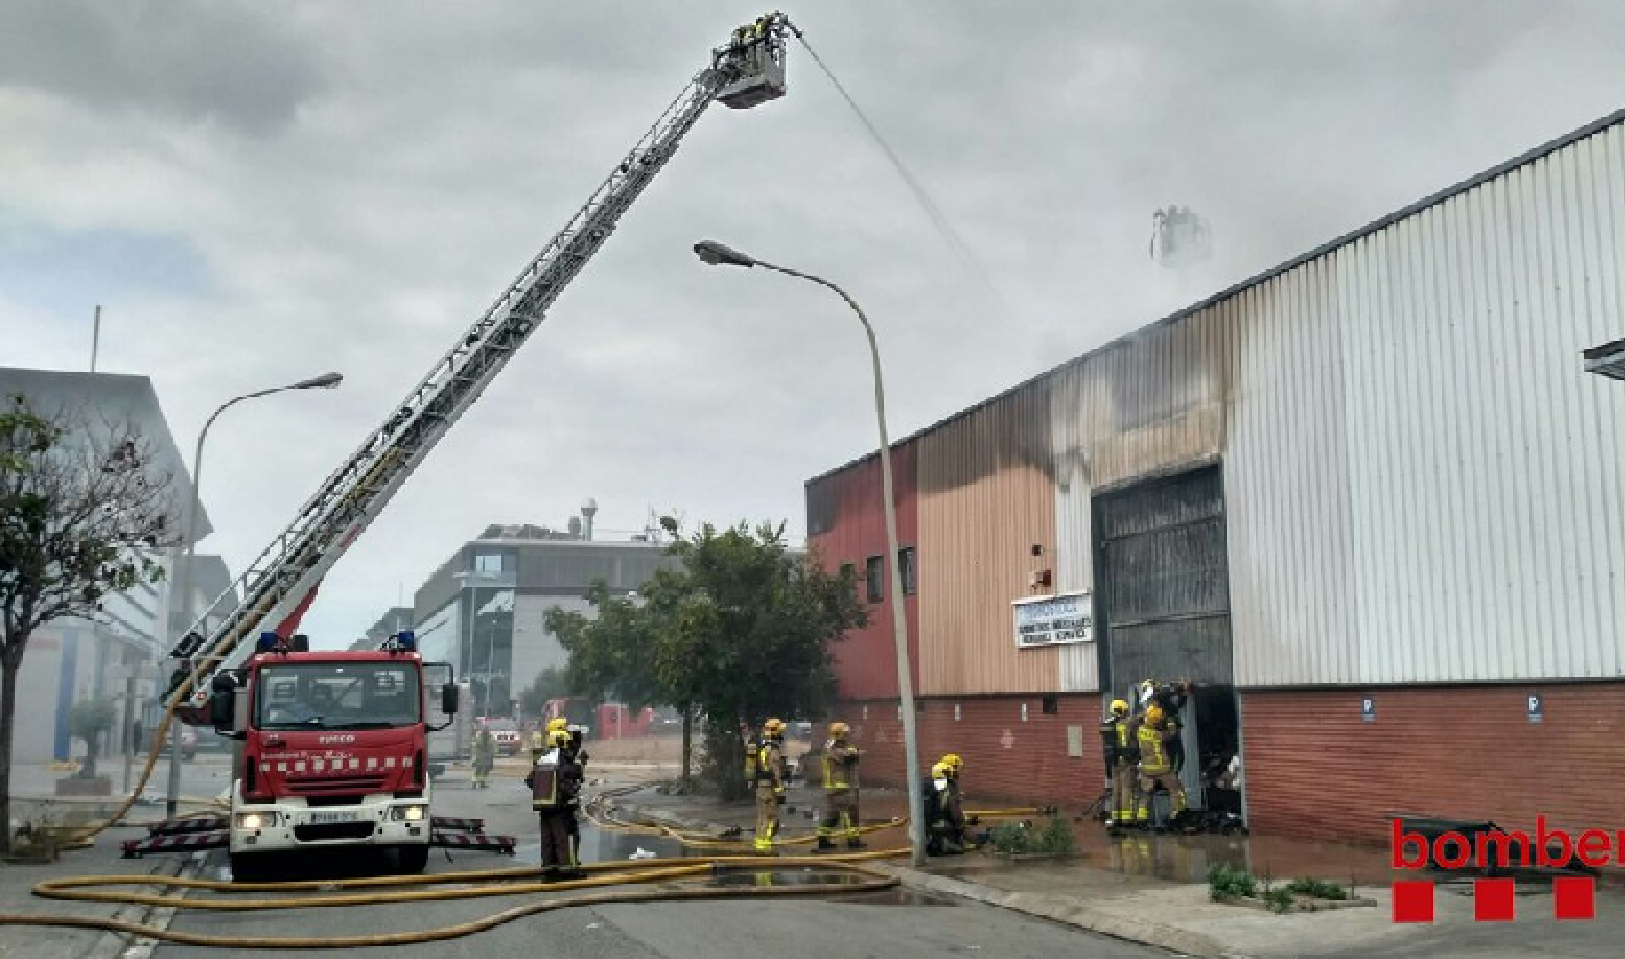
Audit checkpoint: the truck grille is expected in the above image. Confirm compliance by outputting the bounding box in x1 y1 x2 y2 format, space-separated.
294 822 376 842
284 776 387 796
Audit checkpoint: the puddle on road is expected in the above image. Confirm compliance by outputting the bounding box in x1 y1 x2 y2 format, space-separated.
708 869 955 906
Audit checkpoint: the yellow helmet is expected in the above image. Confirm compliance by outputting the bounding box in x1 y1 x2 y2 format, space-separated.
764 718 784 735
1144 703 1166 727
828 721 850 739
930 761 949 779
550 730 572 748
1110 698 1129 717
546 717 569 733
941 753 962 771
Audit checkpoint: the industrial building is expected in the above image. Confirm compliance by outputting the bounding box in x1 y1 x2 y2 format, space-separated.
0 368 234 764
805 109 1625 844
412 510 678 721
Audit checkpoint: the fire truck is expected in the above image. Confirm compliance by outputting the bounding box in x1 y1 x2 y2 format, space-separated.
206 631 457 880
155 14 796 879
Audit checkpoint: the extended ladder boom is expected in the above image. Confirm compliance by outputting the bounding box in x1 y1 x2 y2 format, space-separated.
166 13 795 714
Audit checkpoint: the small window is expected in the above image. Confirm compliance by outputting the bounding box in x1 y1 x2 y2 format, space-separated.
474 552 504 574
1042 694 1059 715
899 547 917 595
865 555 884 603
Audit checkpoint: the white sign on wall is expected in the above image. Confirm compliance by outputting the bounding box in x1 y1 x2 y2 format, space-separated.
1012 590 1094 648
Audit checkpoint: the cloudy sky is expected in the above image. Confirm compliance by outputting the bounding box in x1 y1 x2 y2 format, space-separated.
5 1 1625 646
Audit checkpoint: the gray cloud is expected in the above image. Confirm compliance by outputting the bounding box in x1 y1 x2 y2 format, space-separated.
4 1 1624 644
0 0 325 134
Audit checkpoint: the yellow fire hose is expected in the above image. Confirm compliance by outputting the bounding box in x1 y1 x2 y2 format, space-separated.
8 721 1034 949
0 852 906 949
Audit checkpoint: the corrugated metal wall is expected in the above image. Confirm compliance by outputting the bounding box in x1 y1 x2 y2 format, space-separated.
1230 120 1625 685
814 111 1625 696
917 388 1060 695
805 447 920 700
1224 261 1359 685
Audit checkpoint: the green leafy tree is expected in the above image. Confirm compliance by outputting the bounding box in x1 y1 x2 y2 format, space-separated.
69 697 118 779
547 520 864 799
0 395 175 852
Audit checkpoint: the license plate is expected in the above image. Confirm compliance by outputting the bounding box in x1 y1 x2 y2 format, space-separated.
307 811 360 824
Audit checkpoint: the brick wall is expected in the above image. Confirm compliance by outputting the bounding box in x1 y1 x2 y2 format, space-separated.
831 695 1107 807
1242 684 1625 845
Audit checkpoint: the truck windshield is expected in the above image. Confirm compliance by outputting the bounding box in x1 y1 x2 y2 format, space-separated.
255 662 421 731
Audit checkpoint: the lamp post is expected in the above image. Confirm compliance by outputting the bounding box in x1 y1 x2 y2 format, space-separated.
166 372 343 816
1583 338 1625 380
693 240 926 866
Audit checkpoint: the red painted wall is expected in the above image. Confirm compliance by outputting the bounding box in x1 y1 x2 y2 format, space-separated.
1242 685 1625 846
805 446 920 700
827 696 1106 806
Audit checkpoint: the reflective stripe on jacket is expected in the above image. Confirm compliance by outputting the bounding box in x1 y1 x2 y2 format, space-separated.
1137 724 1171 774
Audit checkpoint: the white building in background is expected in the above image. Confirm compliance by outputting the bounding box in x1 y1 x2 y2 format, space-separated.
0 369 232 764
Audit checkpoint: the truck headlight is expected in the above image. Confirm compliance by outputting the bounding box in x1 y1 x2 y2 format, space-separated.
392 804 428 822
236 812 278 830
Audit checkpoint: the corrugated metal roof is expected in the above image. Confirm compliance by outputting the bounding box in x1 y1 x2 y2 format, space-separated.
806 107 1625 489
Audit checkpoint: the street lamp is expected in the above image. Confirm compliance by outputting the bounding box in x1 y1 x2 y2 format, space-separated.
693 239 927 867
1583 338 1625 380
166 372 344 816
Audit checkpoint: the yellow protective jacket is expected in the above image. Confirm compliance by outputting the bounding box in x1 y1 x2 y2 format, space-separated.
754 740 785 793
821 739 860 793
1137 723 1174 775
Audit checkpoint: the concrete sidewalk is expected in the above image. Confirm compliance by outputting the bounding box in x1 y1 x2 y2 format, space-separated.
604 782 1625 959
0 826 196 959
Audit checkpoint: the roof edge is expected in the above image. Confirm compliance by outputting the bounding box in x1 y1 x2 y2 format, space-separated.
805 105 1625 490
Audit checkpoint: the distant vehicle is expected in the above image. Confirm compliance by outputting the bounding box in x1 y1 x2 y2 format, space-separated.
485 721 520 756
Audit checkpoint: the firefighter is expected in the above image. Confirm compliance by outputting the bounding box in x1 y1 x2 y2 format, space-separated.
1138 680 1192 775
557 722 588 864
471 722 496 789
816 721 863 851
527 729 585 878
1100 698 1139 827
1135 703 1186 827
750 718 786 854
925 754 968 855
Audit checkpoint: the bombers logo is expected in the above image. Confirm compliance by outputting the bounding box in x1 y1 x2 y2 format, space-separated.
318 734 357 745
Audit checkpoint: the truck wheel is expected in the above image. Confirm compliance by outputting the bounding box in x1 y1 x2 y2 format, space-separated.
393 843 430 874
229 851 273 884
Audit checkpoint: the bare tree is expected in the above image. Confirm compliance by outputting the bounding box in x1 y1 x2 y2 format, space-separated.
0 394 177 853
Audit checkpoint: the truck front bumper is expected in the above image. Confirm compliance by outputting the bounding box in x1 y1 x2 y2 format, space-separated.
229 793 431 854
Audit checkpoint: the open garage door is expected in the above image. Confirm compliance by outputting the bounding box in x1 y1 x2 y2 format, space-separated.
1095 465 1239 810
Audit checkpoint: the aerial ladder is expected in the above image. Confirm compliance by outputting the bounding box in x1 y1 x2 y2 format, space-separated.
162 13 797 723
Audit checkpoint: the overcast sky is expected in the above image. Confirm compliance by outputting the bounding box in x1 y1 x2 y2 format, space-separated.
5 1 1625 647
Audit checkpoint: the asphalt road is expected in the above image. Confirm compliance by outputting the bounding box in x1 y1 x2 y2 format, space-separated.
151 770 1170 959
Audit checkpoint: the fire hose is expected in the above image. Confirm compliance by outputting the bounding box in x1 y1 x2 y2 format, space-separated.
0 852 905 949
5 769 1049 947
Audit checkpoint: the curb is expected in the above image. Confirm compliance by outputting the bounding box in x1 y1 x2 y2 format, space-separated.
613 797 1239 958
100 852 201 959
869 863 1231 959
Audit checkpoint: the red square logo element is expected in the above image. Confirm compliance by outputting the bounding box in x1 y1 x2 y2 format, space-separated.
1392 881 1434 923
1554 877 1596 921
1473 878 1515 922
